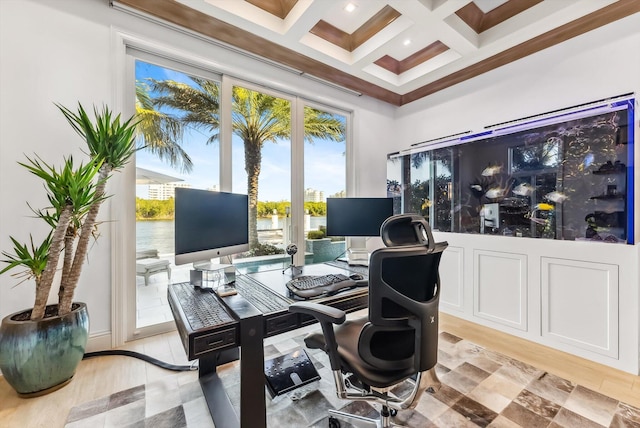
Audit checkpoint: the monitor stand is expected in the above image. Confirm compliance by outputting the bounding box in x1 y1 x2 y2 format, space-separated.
347 237 369 266
191 262 236 292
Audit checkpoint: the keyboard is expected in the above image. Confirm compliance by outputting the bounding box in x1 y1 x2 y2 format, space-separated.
235 275 293 313
171 282 236 331
286 274 357 299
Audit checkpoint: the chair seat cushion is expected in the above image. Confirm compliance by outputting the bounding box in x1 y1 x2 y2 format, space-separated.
305 317 416 388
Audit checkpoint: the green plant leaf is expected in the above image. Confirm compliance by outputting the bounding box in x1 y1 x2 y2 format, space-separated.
0 234 51 281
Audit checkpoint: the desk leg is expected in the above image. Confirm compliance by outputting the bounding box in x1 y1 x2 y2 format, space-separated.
197 318 266 428
239 313 266 428
199 352 240 428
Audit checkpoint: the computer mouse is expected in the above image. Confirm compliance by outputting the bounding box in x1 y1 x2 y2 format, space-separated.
349 273 364 280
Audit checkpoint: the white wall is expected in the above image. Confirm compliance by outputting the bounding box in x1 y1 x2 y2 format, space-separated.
0 0 394 335
393 13 640 373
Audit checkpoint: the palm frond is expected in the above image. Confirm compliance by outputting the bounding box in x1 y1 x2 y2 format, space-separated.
56 103 139 172
0 234 51 280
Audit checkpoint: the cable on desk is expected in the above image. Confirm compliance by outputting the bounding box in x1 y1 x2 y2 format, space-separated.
83 350 198 371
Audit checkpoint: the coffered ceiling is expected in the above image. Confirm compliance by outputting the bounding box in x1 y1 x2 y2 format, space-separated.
113 0 640 106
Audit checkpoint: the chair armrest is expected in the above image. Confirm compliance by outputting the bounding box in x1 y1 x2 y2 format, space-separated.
289 302 346 324
289 302 346 371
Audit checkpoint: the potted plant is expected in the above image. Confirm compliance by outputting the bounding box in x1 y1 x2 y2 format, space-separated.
0 103 137 396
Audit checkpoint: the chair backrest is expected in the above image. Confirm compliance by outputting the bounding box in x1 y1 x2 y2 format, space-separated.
358 214 447 373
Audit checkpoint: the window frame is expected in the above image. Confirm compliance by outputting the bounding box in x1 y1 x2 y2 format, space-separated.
112 32 353 344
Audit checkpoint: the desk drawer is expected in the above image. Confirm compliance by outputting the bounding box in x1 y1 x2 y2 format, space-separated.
299 313 317 327
193 327 238 357
265 313 299 336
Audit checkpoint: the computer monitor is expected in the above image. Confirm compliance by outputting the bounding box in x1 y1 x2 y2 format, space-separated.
174 188 249 265
325 197 394 237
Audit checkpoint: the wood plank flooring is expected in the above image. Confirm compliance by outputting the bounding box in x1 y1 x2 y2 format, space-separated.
0 313 638 427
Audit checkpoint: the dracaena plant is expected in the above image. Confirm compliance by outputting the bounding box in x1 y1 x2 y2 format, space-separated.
1 103 138 320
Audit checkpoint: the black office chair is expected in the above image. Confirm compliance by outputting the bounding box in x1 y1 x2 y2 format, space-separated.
290 214 447 428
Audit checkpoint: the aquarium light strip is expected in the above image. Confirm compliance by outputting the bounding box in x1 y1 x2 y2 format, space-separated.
484 93 634 130
406 138 461 154
460 130 493 141
411 130 471 148
398 94 636 157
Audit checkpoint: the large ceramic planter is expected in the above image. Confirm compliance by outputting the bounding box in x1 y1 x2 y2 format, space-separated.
0 302 89 397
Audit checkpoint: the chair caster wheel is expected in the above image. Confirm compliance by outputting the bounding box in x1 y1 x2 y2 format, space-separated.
390 409 398 417
328 416 341 428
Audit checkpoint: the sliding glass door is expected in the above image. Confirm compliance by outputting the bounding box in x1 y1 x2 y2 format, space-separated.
134 58 221 331
230 84 292 271
301 104 346 264
124 53 351 339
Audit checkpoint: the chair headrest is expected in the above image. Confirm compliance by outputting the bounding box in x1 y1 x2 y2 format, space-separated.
380 214 435 250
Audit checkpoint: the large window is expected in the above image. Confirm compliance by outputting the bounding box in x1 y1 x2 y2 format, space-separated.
128 56 350 333
302 105 346 263
134 59 221 327
231 85 292 260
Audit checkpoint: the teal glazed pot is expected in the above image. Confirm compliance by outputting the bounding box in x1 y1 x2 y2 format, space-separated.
0 302 89 397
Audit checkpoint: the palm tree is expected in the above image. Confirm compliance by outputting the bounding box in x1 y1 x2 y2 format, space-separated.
136 81 193 173
144 77 344 249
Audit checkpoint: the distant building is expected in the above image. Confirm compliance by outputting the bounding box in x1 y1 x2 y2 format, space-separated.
330 190 346 198
148 182 191 200
304 188 325 202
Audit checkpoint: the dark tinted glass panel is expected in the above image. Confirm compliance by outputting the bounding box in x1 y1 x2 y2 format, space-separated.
387 99 634 244
326 198 394 237
175 188 248 256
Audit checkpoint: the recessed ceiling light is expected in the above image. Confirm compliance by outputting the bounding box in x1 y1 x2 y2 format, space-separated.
344 3 357 13
403 39 411 46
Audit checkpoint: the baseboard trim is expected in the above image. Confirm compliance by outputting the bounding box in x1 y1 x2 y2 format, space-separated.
86 331 112 353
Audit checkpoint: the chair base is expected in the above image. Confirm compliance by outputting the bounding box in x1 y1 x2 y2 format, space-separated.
323 367 441 428
328 406 404 428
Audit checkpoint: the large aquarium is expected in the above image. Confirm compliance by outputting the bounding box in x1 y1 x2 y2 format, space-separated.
387 96 635 244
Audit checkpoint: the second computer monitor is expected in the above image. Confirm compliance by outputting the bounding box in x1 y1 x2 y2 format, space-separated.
325 197 394 237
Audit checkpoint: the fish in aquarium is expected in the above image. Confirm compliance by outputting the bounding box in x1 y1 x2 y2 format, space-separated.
580 153 595 171
481 165 502 176
545 191 568 203
513 183 534 196
536 203 555 211
484 187 504 199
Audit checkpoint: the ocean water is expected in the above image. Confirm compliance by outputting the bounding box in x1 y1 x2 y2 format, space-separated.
136 217 327 255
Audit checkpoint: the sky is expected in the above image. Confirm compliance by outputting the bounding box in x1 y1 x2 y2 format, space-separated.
135 60 346 201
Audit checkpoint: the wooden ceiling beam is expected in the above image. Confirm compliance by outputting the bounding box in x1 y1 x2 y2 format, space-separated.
310 5 401 52
375 41 449 75
246 0 299 20
456 0 543 34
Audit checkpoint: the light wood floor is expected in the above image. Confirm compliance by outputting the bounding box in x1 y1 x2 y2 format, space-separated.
1 313 638 428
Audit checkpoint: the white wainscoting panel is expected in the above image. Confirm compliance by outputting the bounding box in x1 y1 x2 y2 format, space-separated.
541 258 618 358
474 250 527 330
440 246 464 312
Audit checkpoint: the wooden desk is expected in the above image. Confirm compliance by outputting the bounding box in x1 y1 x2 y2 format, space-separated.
167 261 369 428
